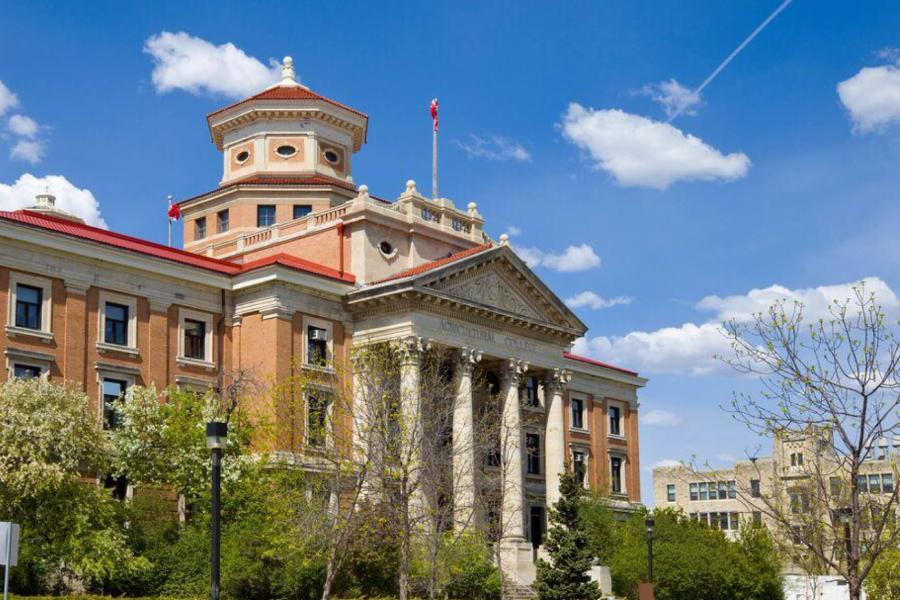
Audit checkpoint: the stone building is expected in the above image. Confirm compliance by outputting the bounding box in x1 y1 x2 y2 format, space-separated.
653 427 898 572
0 57 646 584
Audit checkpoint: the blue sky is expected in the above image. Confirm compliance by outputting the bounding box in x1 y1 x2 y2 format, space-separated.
3 1 900 503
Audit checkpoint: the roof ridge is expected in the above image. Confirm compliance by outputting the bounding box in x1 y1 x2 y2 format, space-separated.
207 84 368 120
563 351 638 376
369 242 494 285
177 174 358 207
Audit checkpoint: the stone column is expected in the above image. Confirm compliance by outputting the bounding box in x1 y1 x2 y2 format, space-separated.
498 358 536 585
544 368 571 509
351 354 377 499
398 336 428 516
453 346 481 529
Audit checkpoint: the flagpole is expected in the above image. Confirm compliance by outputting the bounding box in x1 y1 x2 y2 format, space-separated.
432 125 438 199
167 195 173 247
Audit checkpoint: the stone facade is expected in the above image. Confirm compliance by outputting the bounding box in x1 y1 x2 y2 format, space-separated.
0 58 646 585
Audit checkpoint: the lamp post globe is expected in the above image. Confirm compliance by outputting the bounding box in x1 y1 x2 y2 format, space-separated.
206 421 228 600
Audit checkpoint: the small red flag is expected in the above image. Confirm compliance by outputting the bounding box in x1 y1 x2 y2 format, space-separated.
167 202 180 221
430 98 439 132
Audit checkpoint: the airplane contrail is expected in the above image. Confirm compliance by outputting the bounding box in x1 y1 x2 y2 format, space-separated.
667 0 794 122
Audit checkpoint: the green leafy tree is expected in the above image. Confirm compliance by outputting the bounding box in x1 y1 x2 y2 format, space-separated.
0 378 147 592
865 545 900 600
534 470 600 600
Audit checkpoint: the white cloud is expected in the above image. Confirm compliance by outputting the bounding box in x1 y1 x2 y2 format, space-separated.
0 81 19 117
652 459 683 469
571 277 900 376
144 31 281 99
8 114 38 138
643 409 682 427
514 243 601 273
453 134 531 162
9 139 45 164
642 79 703 118
837 64 900 133
717 453 737 463
0 173 106 227
560 103 750 190
504 225 522 237
565 291 632 310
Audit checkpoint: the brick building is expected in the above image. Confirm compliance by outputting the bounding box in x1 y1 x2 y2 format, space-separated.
0 57 646 584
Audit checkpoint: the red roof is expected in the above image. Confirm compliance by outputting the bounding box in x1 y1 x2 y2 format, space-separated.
208 85 368 120
371 243 494 285
238 253 355 283
563 352 638 376
177 174 357 207
0 210 354 284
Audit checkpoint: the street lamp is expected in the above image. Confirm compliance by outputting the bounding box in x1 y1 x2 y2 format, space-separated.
645 517 655 583
206 421 227 600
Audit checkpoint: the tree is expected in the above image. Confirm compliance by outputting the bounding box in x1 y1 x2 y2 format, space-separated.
722 282 900 600
0 378 147 592
534 470 599 600
864 543 900 600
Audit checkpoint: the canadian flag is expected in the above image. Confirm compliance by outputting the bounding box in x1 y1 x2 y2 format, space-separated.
167 202 180 221
430 98 439 132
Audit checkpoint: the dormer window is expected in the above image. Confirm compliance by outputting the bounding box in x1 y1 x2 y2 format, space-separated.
276 145 298 158
235 150 250 164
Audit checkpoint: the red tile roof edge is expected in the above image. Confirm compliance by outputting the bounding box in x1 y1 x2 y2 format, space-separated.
238 253 355 284
369 243 494 285
563 352 639 377
176 174 358 207
207 85 368 121
0 211 355 284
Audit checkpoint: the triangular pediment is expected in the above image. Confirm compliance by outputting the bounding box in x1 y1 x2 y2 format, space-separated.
420 246 586 334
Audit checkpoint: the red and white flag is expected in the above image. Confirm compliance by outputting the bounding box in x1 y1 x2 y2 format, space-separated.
167 202 180 221
430 98 439 132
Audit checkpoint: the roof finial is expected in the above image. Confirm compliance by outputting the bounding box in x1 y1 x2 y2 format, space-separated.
281 56 296 83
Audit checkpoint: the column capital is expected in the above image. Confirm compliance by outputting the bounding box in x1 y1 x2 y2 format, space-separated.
544 368 572 394
501 358 529 387
456 346 483 375
396 335 431 366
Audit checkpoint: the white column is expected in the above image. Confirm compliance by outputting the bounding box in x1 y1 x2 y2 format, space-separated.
398 336 428 516
544 368 571 510
351 352 379 499
453 347 482 529
500 358 528 541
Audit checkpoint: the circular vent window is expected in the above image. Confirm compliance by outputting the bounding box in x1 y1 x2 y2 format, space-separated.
379 241 394 255
235 150 250 163
323 149 341 165
276 145 297 157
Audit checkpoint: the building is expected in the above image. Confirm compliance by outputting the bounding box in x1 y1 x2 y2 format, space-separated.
0 57 646 584
653 427 898 572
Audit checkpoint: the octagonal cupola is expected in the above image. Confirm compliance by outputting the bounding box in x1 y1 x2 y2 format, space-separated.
207 57 368 185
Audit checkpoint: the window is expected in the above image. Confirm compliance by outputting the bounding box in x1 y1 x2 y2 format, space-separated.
323 149 341 165
609 405 621 436
529 506 545 549
699 482 708 501
869 474 882 494
104 302 129 346
217 209 229 233
293 205 312 219
667 484 676 502
791 452 804 467
257 205 276 227
690 483 698 501
830 477 842 498
571 397 585 429
195 217 206 240
790 491 809 514
753 511 762 526
235 150 250 164
526 433 541 475
102 378 128 429
306 390 331 448
276 145 297 157
13 364 41 379
306 325 329 367
573 450 587 486
884 473 894 494
730 513 740 530
728 480 737 499
751 479 761 498
183 319 206 360
15 283 42 330
718 481 727 500
103 473 129 501
610 456 623 494
523 376 540 407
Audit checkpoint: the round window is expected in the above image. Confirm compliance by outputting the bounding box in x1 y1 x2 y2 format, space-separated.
235 150 250 163
323 149 341 165
379 240 394 255
276 145 297 157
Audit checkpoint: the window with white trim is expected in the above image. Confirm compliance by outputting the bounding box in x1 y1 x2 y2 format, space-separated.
610 455 624 494
572 449 588 488
526 433 541 475
102 377 129 430
608 402 623 436
667 483 676 502
7 272 53 336
13 363 42 379
571 396 586 429
98 291 138 351
177 309 214 366
306 388 333 448
303 317 332 368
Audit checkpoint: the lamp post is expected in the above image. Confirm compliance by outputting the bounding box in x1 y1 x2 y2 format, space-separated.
645 517 655 583
206 421 227 600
